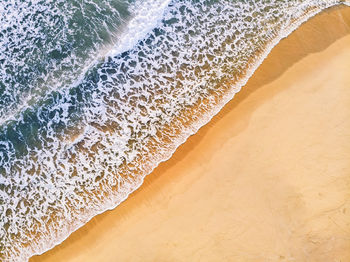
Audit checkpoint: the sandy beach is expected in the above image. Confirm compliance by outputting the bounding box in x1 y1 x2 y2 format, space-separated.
31 6 350 262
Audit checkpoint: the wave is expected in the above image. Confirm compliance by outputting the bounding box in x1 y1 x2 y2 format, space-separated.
0 0 169 126
108 0 172 57
0 0 348 261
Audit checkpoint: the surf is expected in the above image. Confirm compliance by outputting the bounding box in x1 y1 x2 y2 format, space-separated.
0 1 348 261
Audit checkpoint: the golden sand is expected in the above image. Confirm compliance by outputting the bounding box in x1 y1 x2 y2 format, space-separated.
31 6 350 262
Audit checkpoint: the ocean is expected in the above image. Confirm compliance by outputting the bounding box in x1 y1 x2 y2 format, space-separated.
0 0 348 261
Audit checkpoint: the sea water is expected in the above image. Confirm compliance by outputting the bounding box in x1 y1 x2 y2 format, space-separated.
0 0 348 261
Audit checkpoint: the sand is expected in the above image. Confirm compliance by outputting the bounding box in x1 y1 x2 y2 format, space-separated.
31 6 350 262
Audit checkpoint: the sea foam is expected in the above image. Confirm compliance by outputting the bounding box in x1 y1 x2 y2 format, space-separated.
0 0 348 261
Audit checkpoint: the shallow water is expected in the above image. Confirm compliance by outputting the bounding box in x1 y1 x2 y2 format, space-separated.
0 0 347 261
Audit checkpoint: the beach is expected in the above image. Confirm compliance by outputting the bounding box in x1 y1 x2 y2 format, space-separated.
31 5 350 262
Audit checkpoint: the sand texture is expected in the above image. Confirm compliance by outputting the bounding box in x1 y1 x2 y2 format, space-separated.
31 6 350 262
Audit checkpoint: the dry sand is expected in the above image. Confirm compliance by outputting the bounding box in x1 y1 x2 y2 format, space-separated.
31 6 350 262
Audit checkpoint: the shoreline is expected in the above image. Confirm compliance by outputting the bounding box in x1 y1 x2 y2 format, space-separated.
31 5 350 262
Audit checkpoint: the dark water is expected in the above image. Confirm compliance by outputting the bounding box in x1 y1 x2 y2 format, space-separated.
0 0 346 261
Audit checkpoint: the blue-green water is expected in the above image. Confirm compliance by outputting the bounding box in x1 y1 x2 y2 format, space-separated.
0 0 347 261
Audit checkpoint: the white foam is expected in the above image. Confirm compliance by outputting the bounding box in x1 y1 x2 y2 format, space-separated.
107 0 172 57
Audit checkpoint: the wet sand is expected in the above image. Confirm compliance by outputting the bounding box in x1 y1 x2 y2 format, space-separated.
31 6 350 262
